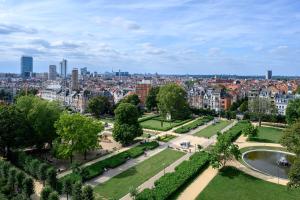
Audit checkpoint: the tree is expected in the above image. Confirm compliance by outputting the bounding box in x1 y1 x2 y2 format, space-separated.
62 178 72 200
286 99 300 125
210 133 241 168
40 186 53 200
38 163 48 185
113 103 143 146
48 191 59 200
15 96 62 148
22 177 34 198
88 96 111 118
129 186 138 200
123 94 140 106
0 105 28 158
55 112 104 162
239 101 248 112
156 83 190 120
280 120 300 156
72 182 82 200
287 158 300 188
7 168 17 191
46 168 57 189
82 185 94 200
242 123 258 139
145 87 160 111
296 86 300 94
16 171 25 191
248 97 277 126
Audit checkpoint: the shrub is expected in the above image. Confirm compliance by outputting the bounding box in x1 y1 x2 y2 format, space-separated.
40 186 53 200
174 116 214 134
72 182 82 200
22 177 34 198
46 168 57 189
48 191 59 200
136 152 210 200
82 185 94 200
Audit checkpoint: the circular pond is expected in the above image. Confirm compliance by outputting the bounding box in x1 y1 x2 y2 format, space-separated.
242 149 295 179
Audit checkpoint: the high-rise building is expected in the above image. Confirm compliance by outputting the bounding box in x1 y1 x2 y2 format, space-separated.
21 56 33 78
266 70 272 80
72 68 79 91
80 67 88 76
60 59 67 78
48 65 57 80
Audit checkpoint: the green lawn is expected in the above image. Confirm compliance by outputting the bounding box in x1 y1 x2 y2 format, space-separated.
140 117 191 131
93 149 185 200
195 120 232 138
197 167 300 200
157 134 177 142
249 126 284 143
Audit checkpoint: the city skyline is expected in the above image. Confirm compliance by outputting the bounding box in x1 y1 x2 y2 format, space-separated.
0 0 300 75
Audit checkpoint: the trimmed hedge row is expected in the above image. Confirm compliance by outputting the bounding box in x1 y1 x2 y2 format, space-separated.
223 120 250 142
174 116 214 134
141 118 193 131
136 151 210 200
60 141 159 184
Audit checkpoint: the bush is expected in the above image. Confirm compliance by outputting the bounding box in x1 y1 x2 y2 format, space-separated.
136 152 210 200
174 116 214 134
40 186 53 200
223 120 250 142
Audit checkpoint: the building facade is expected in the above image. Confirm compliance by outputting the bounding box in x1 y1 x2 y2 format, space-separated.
48 65 57 80
60 59 67 78
72 68 79 91
21 56 33 78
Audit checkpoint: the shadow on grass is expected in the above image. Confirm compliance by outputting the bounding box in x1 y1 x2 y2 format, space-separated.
115 167 138 179
249 138 275 143
219 166 257 181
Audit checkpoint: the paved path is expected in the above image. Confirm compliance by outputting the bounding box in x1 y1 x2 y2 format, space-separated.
177 166 218 200
120 152 193 200
86 143 168 186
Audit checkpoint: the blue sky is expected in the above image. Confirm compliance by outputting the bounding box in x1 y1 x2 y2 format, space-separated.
0 0 299 75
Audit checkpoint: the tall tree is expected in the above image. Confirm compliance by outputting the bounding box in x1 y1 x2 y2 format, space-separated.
242 123 258 140
156 83 190 120
87 96 111 118
248 97 277 126
113 103 143 146
123 94 140 106
72 182 82 200
55 112 103 162
210 133 241 168
0 105 28 158
82 185 94 200
286 99 300 125
145 87 159 111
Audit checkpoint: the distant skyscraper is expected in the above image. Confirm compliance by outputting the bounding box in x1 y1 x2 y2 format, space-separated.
60 59 67 78
21 56 33 78
48 65 57 80
72 68 79 91
80 67 88 76
266 70 272 80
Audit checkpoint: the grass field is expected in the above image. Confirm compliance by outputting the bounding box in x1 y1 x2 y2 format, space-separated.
93 148 185 200
140 117 191 131
197 167 300 200
249 126 284 143
195 120 232 138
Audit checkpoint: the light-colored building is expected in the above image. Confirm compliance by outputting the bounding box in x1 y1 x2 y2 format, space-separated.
48 65 57 80
60 59 67 78
72 68 79 91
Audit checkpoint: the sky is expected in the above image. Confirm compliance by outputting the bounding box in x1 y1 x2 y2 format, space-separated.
0 0 299 75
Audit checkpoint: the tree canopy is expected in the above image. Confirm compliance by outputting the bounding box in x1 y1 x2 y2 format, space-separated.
156 83 190 120
113 103 143 146
54 112 104 162
87 96 111 118
286 99 300 125
145 87 159 111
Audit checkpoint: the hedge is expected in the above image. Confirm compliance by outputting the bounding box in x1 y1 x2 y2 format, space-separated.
59 141 159 186
174 116 214 134
138 114 160 122
223 120 250 142
136 151 210 200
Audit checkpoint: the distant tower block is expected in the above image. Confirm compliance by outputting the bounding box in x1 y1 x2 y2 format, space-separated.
266 70 272 80
72 68 79 91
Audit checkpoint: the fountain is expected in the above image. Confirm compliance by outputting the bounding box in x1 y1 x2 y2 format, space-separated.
277 156 290 167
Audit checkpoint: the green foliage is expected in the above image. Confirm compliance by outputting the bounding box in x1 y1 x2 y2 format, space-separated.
48 191 59 200
62 177 72 199
59 142 159 184
7 168 17 190
54 112 104 161
157 83 190 120
174 116 213 133
287 157 300 188
22 177 34 198
145 87 160 111
40 186 53 200
210 132 241 168
242 123 258 139
82 185 94 200
136 152 209 200
72 182 82 200
38 163 48 184
122 94 140 106
46 168 57 189
87 96 111 118
113 103 143 146
286 99 300 124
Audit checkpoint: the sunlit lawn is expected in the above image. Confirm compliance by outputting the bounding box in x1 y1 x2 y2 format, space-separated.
197 167 300 200
249 126 284 143
195 120 232 138
94 148 185 200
